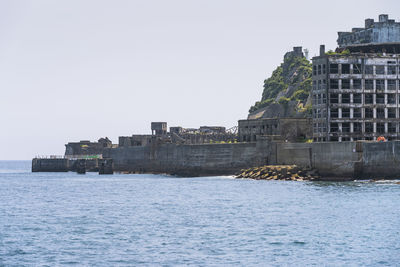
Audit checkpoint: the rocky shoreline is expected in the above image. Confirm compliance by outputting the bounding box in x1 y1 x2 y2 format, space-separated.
236 165 321 181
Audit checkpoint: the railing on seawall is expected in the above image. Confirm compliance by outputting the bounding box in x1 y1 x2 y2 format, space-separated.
34 154 102 160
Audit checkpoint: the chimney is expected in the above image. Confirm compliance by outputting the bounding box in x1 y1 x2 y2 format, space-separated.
365 18 374 28
320 45 325 56
379 14 388 23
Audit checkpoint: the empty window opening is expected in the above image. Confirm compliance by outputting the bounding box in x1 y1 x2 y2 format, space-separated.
353 79 362 89
342 94 350 104
330 64 339 74
376 65 385 75
365 79 374 90
342 64 350 74
365 108 373 118
342 79 350 89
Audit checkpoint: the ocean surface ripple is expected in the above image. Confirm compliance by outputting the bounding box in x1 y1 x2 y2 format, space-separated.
0 161 399 266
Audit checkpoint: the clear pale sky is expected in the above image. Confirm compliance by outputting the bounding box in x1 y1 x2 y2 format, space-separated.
0 0 398 159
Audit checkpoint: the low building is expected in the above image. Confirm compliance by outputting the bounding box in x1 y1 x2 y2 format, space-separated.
238 118 312 142
64 137 112 157
151 122 167 135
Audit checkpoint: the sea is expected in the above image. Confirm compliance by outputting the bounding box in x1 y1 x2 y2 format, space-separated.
0 161 399 266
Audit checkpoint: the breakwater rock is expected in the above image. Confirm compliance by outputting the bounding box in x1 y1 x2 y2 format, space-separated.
236 165 320 181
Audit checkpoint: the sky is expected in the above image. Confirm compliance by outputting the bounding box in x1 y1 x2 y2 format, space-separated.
0 0 399 159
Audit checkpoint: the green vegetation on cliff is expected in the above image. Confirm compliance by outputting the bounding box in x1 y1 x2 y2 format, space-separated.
249 51 312 114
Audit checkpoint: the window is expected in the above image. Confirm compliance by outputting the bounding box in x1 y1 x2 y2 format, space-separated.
313 65 317 76
330 64 339 74
330 136 339 141
331 108 339 118
342 64 350 74
317 65 321 75
342 122 350 133
322 64 326 74
388 65 397 75
388 123 397 133
365 94 374 104
353 108 362 118
330 93 338 104
376 80 385 90
365 65 374 74
342 108 350 118
365 122 373 133
388 94 396 104
342 94 350 104
377 123 385 134
365 108 373 118
313 80 316 90
353 64 362 74
342 79 350 89
376 94 385 104
330 79 339 89
353 94 362 104
388 108 396 118
353 79 362 89
388 80 396 90
353 122 362 133
322 93 327 104
376 65 385 75
365 79 374 90
330 123 339 133
377 108 385 119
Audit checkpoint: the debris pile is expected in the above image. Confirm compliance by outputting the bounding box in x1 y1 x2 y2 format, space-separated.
236 165 320 181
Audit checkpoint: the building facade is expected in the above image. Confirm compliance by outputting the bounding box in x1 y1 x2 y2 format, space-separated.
312 46 400 142
238 118 312 142
337 14 400 48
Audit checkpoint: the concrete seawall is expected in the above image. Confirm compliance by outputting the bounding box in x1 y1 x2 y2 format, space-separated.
33 141 400 180
103 142 276 176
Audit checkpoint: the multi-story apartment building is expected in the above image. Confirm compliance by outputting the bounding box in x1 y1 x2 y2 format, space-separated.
312 15 400 142
313 49 400 142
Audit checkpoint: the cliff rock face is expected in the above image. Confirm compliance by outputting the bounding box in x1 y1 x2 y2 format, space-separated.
248 47 312 119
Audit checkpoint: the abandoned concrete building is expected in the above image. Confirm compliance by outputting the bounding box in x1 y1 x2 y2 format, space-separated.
64 137 112 157
238 118 312 142
312 15 400 142
118 122 237 147
338 14 400 48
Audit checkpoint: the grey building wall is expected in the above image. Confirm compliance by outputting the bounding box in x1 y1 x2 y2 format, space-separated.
312 53 400 142
103 142 276 176
338 14 400 48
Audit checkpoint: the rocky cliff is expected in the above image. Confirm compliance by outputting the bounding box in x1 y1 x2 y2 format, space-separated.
248 47 312 119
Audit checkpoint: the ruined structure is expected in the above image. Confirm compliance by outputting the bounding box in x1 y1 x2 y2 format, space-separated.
238 118 312 142
338 15 400 48
64 137 112 158
118 122 237 148
312 15 400 142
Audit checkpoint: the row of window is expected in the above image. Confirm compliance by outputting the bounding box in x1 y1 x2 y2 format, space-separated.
328 122 397 134
313 63 399 76
329 79 398 90
329 93 399 105
328 107 399 119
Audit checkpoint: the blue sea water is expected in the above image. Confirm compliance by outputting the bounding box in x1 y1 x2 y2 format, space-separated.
0 161 399 266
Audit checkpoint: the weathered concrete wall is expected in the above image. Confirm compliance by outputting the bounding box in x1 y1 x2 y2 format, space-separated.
33 141 400 180
32 158 99 172
311 142 358 177
361 141 400 178
277 143 312 168
103 142 275 176
32 158 69 172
